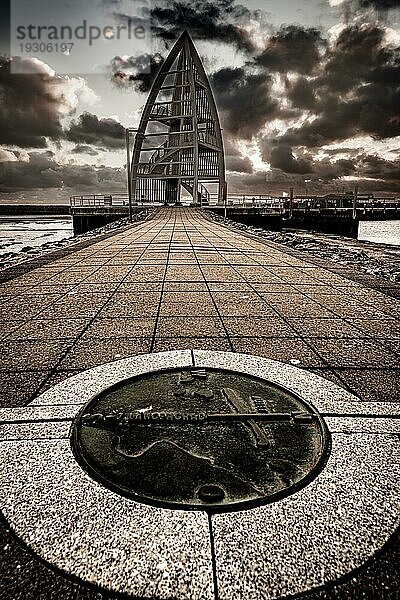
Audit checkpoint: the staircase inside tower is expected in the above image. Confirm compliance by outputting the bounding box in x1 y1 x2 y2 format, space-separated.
181 181 210 205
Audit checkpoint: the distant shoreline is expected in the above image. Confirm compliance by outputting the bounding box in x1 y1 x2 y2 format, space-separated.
0 204 70 215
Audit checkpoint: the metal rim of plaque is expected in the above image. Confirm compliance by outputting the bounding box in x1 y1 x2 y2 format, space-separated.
72 367 330 512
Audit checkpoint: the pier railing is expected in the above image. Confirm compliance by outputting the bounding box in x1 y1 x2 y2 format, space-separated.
70 194 130 207
69 194 400 217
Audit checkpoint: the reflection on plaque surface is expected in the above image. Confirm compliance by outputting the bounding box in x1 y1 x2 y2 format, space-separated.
72 368 329 510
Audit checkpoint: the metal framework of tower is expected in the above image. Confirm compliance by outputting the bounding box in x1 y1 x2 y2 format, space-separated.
130 30 226 205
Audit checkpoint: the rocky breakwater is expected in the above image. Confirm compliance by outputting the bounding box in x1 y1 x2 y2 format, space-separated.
207 211 400 284
0 209 154 271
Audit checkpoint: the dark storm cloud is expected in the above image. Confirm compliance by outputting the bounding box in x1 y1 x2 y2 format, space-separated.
259 136 359 181
112 0 256 52
148 0 256 52
0 57 66 147
226 155 253 173
227 171 271 194
358 0 400 9
268 145 313 174
65 112 125 149
323 147 360 156
0 152 62 190
286 77 317 110
110 53 164 92
275 99 361 148
211 67 279 139
357 153 400 181
320 24 389 93
224 137 254 173
310 157 357 180
255 26 326 75
0 152 125 192
273 23 400 150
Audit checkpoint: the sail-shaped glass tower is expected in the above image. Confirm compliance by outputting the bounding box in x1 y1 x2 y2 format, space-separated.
130 30 226 205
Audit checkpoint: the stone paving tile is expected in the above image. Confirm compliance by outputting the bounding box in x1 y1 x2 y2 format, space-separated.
159 292 217 317
386 339 400 355
0 294 65 321
231 337 325 367
98 292 161 318
0 370 51 407
349 317 400 337
3 272 53 286
5 318 92 340
201 266 244 282
293 283 339 294
332 368 400 402
262 295 336 318
38 369 83 393
153 336 232 352
207 282 253 292
218 255 257 266
267 267 320 285
84 317 154 338
253 283 298 293
212 292 276 317
18 283 77 295
223 317 296 337
165 265 203 281
156 316 225 337
305 338 399 368
0 281 31 293
163 282 208 292
0 291 13 304
0 340 73 369
70 282 120 294
196 253 228 264
58 336 151 369
39 292 112 319
0 320 25 337
84 266 134 283
286 317 369 338
308 367 350 388
336 286 400 309
125 265 166 282
118 282 163 293
315 296 389 319
234 266 273 282
168 257 198 265
44 268 99 285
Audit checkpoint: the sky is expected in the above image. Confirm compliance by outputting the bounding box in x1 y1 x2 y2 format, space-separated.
0 0 399 202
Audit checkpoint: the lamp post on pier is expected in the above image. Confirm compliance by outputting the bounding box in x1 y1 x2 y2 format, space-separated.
125 128 137 223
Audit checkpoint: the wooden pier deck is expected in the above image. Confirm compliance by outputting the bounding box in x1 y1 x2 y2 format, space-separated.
0 207 399 599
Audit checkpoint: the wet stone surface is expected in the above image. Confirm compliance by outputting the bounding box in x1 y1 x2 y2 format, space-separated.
73 368 328 510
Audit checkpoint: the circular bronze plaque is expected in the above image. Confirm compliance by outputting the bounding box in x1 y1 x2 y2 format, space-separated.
72 368 329 511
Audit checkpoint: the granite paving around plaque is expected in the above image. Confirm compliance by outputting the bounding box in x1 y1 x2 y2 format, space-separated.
1 350 399 599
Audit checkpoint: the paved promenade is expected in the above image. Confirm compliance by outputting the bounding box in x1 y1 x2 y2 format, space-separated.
0 207 399 599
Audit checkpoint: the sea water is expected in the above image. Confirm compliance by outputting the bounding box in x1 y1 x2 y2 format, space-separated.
358 220 400 246
0 215 74 257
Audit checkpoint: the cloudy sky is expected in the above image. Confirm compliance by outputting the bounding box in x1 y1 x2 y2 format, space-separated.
0 0 399 202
